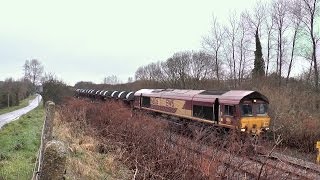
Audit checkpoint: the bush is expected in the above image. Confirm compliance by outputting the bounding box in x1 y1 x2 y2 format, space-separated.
257 83 320 153
42 79 73 106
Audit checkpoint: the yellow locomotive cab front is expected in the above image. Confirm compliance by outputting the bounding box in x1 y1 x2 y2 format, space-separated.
240 116 270 134
239 102 270 134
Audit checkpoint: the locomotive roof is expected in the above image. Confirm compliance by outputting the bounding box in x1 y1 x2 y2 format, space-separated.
134 89 269 104
220 90 269 104
134 89 205 99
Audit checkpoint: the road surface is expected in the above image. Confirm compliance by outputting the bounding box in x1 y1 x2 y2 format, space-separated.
0 94 42 129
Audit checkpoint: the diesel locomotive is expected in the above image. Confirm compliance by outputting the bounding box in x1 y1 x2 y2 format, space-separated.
75 88 270 134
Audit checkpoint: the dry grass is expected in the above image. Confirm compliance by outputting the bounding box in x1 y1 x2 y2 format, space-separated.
53 105 132 180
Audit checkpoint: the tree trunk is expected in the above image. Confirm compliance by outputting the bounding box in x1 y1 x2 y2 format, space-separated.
276 35 279 76
238 44 243 86
232 37 236 88
266 30 271 76
215 50 220 83
312 38 319 91
286 29 298 84
279 29 283 87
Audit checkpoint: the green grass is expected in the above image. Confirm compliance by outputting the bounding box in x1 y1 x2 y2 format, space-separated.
0 104 44 180
0 95 37 115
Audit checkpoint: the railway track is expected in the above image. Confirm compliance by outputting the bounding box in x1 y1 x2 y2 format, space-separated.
167 133 320 179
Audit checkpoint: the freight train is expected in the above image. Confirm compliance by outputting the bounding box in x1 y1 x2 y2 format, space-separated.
75 88 270 135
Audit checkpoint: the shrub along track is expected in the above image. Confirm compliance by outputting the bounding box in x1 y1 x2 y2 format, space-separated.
61 98 320 179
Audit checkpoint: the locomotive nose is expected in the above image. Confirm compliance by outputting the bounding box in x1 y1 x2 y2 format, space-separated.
240 116 270 135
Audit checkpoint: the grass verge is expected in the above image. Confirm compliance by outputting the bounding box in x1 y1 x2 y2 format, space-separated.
0 95 37 115
0 103 44 180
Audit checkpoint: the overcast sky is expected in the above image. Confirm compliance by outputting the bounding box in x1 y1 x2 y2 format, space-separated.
0 0 285 85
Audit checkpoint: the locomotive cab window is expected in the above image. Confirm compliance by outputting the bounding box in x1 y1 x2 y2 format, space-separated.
142 96 150 107
224 105 235 116
241 104 253 116
256 103 268 116
193 105 213 120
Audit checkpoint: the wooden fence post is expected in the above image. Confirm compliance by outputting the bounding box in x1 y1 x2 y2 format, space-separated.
39 140 67 180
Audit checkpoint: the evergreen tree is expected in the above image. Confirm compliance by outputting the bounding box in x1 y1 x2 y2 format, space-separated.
252 28 265 78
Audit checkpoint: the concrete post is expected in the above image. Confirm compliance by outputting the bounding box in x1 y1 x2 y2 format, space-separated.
38 101 56 179
45 101 55 142
40 140 67 180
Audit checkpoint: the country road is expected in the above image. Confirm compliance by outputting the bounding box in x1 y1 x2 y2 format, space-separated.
0 94 42 129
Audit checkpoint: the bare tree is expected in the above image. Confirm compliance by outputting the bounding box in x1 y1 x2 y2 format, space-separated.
189 51 212 88
135 66 148 81
301 0 319 91
23 59 44 86
127 77 133 83
286 0 303 84
237 13 251 84
223 44 235 82
272 0 289 85
162 57 180 88
203 15 225 83
103 75 121 85
171 52 191 88
245 1 267 37
264 5 276 76
135 62 165 87
225 11 240 87
147 62 165 83
135 51 212 89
